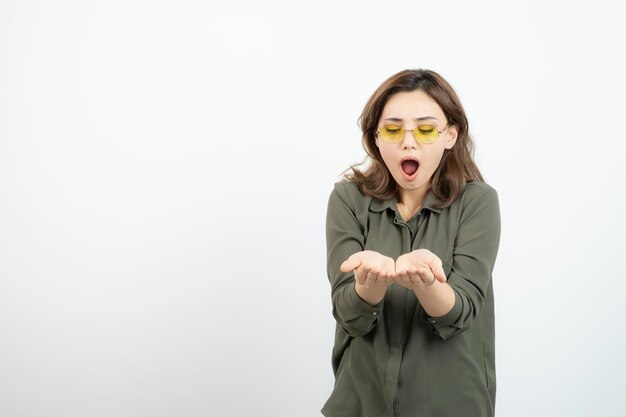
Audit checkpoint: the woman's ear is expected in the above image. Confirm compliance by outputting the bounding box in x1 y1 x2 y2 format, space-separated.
373 133 380 148
444 125 458 150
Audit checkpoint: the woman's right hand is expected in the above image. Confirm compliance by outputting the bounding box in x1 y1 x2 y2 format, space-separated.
340 251 395 305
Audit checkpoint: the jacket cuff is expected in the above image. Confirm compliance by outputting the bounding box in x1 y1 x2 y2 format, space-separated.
349 283 384 319
425 289 463 339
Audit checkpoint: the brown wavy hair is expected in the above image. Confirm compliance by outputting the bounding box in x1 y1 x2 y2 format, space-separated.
344 69 483 208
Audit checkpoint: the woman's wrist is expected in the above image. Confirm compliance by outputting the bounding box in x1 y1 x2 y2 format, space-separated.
355 282 387 306
413 280 455 317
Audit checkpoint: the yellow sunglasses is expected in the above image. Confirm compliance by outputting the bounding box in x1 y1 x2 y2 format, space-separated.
377 122 449 144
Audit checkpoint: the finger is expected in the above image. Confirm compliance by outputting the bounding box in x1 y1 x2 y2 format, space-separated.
373 270 383 286
392 272 409 288
386 267 399 285
378 271 395 286
373 268 391 287
394 261 411 276
418 267 435 284
384 273 395 286
340 254 362 273
354 266 370 285
402 270 417 285
431 263 447 283
427 257 447 282
407 267 423 286
363 267 377 288
404 266 419 280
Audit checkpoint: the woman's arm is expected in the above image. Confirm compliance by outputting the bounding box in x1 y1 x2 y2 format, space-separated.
428 184 501 340
326 183 390 337
340 250 395 306
403 184 501 340
395 248 456 317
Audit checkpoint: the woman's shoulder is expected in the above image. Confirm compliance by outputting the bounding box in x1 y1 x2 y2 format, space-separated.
328 180 375 214
452 180 500 220
461 180 498 199
332 180 362 196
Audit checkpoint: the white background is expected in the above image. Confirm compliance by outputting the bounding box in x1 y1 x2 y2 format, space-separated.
1 1 625 416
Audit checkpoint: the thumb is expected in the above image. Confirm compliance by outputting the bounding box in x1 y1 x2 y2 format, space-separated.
340 254 362 273
429 258 447 282
435 268 447 283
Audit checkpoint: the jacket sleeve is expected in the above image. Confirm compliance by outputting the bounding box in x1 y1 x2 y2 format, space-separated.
326 184 384 337
424 185 501 340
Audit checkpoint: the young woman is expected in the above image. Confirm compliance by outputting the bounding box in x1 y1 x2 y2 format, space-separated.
322 69 501 417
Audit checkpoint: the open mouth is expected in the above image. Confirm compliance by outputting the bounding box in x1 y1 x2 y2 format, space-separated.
401 157 420 177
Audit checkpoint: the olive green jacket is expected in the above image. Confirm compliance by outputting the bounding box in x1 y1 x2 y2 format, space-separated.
322 181 501 417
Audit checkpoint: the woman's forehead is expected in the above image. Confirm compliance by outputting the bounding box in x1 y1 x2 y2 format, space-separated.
381 90 444 121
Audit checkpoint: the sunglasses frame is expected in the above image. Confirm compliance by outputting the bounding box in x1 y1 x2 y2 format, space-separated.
376 122 450 144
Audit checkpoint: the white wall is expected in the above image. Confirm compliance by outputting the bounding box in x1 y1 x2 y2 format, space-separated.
1 1 625 416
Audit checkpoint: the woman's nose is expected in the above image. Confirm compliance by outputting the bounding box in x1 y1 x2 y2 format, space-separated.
401 130 417 149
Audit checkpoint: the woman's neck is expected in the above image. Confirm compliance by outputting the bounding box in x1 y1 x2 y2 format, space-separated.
397 187 429 221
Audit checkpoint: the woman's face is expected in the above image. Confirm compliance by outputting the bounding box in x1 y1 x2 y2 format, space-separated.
375 89 458 197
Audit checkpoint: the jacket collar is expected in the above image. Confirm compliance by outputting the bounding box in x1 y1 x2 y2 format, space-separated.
369 190 443 214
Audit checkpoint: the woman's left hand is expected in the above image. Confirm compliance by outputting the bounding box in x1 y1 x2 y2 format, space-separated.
394 249 447 290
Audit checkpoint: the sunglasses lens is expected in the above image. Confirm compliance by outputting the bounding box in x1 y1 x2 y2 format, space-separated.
379 124 441 144
415 125 438 143
380 124 404 143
